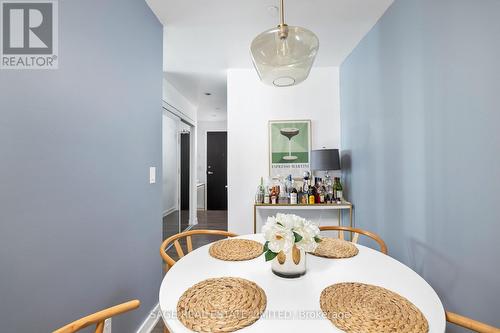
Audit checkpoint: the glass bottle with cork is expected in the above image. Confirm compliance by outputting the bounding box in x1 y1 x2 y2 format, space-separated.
333 177 343 203
255 177 265 204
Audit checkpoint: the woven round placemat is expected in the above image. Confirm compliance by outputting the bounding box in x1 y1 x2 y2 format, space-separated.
177 277 267 333
311 237 359 258
209 239 263 261
320 282 429 333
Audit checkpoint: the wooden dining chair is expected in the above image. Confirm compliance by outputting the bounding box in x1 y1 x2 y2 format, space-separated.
319 225 388 254
446 311 500 333
159 229 238 333
53 300 140 333
160 229 238 271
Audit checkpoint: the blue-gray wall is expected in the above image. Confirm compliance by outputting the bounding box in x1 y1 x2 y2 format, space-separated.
0 1 163 332
340 0 500 330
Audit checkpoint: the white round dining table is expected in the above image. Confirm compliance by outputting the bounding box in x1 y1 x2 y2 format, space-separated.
159 234 446 333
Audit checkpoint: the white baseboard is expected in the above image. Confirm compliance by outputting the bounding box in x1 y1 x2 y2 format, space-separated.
136 303 160 333
162 207 176 217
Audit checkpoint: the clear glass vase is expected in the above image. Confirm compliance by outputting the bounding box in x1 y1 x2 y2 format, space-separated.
272 245 306 278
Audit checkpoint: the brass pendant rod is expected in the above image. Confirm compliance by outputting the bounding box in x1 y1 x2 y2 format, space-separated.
278 0 289 39
280 0 285 26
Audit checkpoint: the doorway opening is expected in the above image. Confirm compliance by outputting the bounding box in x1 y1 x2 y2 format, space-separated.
180 130 190 231
162 109 195 241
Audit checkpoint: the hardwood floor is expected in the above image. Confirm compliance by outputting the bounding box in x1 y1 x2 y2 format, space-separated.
164 210 228 262
162 210 190 241
196 210 228 229
155 210 228 332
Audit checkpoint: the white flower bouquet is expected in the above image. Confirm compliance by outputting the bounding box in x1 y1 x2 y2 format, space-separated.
262 213 321 261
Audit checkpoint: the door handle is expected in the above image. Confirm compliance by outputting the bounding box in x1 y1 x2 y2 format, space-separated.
207 171 214 175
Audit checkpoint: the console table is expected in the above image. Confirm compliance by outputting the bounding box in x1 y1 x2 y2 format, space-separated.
253 201 353 233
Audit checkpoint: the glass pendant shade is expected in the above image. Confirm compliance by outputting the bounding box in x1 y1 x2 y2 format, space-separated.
250 26 319 87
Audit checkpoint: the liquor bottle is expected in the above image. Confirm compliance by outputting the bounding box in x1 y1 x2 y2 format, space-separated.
279 177 287 204
313 177 319 203
317 179 325 204
334 177 343 202
314 177 324 203
301 186 308 204
302 171 310 192
255 177 265 204
321 183 327 203
271 186 277 204
332 178 337 201
308 185 316 204
290 187 298 204
285 175 293 195
255 188 263 204
324 175 333 203
264 191 270 204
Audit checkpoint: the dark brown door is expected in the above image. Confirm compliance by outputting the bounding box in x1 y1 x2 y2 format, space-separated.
207 132 227 210
180 132 190 230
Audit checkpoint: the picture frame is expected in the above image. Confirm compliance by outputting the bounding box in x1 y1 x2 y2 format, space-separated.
268 119 312 179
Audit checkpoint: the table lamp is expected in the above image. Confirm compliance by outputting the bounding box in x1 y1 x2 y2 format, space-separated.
311 149 340 201
311 149 340 176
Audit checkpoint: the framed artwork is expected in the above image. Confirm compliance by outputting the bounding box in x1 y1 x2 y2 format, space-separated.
269 120 312 179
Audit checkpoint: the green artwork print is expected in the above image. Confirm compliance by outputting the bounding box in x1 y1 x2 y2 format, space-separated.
269 120 311 178
271 122 309 163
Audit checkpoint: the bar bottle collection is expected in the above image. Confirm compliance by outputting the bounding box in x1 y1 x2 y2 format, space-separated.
255 172 344 205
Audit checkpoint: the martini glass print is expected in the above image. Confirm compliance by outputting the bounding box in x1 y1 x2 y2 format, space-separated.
280 128 300 161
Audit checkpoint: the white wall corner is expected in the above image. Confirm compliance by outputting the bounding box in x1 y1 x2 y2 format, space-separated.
162 78 198 124
136 303 161 333
162 206 177 217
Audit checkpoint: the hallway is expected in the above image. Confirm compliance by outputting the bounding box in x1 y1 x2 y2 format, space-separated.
162 210 228 241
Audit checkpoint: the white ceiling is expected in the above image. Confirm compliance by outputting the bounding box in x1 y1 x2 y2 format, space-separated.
146 0 394 122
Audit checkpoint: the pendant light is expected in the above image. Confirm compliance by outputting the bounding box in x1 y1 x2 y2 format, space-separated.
250 0 319 87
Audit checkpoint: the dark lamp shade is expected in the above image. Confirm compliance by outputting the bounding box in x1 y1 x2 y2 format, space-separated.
311 149 340 171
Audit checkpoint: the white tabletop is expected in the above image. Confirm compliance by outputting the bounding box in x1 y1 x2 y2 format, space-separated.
159 234 445 333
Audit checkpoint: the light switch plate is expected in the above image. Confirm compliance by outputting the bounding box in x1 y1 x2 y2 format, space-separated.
149 167 156 184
